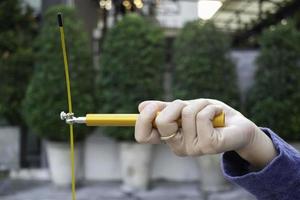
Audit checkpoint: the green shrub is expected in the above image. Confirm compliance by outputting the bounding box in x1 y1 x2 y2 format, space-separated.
247 21 300 141
173 21 240 107
98 14 165 141
0 0 37 125
23 5 96 142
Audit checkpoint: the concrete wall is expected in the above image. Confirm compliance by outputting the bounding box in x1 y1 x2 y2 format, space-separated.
84 130 200 181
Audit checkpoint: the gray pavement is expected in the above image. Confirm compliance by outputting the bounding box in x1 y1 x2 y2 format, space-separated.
0 180 256 200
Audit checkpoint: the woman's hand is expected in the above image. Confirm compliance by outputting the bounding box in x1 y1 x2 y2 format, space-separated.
135 99 277 169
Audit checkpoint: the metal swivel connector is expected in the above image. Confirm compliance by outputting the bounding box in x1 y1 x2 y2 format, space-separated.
60 111 86 124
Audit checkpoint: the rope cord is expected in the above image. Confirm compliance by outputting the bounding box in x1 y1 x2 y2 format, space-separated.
58 13 76 200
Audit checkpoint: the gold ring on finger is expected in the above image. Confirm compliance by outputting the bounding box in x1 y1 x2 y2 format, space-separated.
160 133 177 141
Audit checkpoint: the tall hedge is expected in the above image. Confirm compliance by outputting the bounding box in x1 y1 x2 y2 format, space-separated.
173 21 240 107
23 5 96 142
98 14 165 141
247 21 300 141
0 0 37 125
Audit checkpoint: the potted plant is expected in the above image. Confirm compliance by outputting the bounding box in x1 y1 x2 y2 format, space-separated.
0 0 37 168
98 14 165 192
173 21 240 193
22 5 96 186
247 21 300 150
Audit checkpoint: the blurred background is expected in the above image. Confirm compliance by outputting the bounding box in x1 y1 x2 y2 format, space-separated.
1 0 300 199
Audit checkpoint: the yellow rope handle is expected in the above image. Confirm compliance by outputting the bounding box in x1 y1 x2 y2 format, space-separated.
58 13 76 200
86 111 225 127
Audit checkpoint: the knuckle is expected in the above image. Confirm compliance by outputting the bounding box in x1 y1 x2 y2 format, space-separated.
155 115 167 128
138 102 146 112
139 113 152 123
182 106 194 118
203 105 214 114
197 99 209 105
172 99 186 107
173 99 183 104
205 104 214 109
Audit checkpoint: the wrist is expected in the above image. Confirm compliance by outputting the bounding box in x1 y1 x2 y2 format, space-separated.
236 126 277 170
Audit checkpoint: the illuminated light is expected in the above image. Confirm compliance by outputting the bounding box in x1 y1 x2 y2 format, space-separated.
105 0 112 10
99 0 106 8
99 0 112 10
106 4 112 10
281 19 287 25
134 0 143 8
136 2 143 9
136 3 143 9
198 0 222 20
123 0 132 10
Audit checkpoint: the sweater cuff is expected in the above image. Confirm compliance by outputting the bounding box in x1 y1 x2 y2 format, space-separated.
221 128 300 199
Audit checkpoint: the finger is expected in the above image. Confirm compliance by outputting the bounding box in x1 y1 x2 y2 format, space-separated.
135 103 161 144
155 100 186 138
155 100 187 155
196 104 223 153
138 100 168 112
181 99 210 144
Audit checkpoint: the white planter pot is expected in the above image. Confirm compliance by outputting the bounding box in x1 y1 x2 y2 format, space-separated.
0 126 20 170
120 142 152 192
197 154 230 193
46 141 83 187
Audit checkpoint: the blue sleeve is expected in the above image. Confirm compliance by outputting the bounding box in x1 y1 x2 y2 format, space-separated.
221 128 300 200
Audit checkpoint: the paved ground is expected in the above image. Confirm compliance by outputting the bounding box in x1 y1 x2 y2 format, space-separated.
0 180 256 200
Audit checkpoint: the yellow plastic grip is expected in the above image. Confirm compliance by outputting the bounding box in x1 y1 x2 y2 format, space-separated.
86 112 225 128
